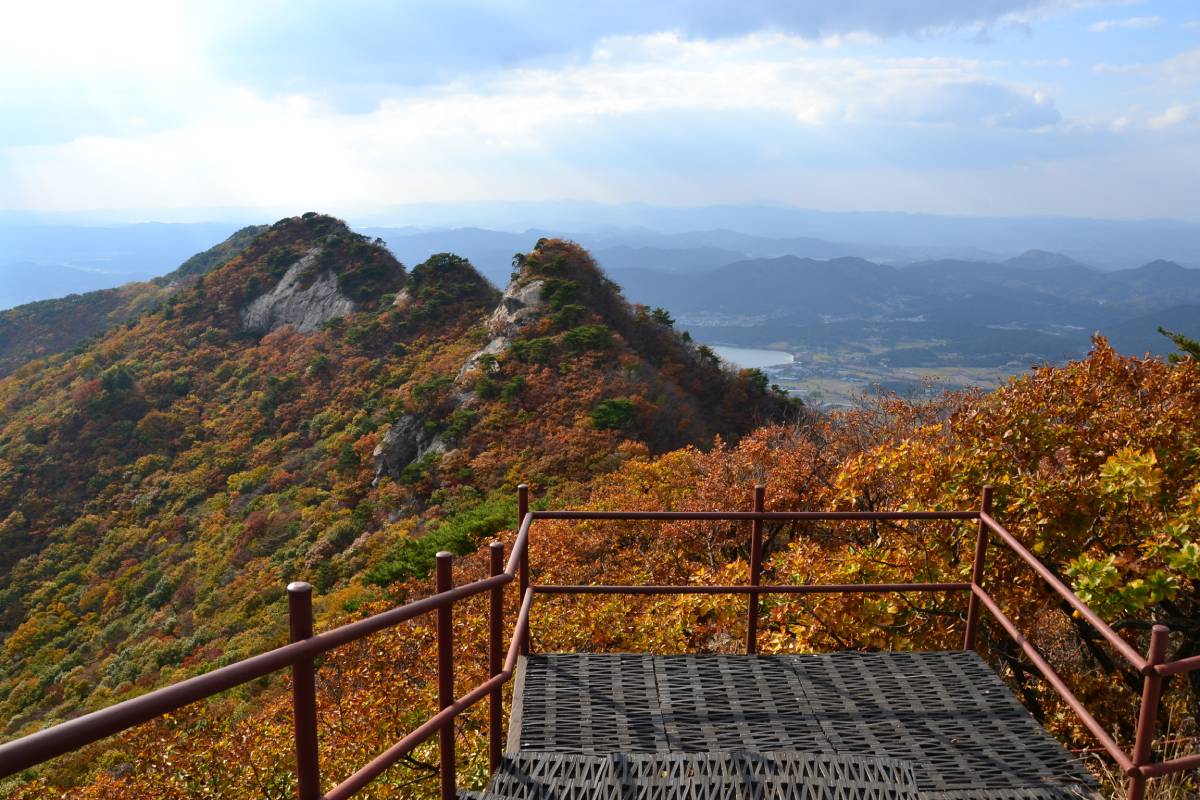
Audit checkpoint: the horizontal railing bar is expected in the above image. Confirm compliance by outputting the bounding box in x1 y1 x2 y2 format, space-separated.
1155 653 1200 677
1137 750 1200 778
532 510 978 521
534 582 972 595
978 512 1147 672
0 572 512 779
325 587 535 800
972 584 1134 773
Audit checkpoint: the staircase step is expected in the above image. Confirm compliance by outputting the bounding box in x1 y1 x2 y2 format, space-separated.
470 750 922 799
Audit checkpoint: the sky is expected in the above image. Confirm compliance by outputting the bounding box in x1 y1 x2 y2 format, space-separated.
0 0 1198 221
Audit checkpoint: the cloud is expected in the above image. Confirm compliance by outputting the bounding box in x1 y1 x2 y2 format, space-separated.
1148 104 1198 129
133 1 1078 101
1092 62 1148 74
1088 15 1163 32
0 0 1190 220
0 31 1081 213
0 0 1082 145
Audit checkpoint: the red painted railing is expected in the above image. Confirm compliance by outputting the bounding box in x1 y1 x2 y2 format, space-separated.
0 484 1195 799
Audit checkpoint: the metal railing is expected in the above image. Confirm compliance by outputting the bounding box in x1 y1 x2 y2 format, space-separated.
0 484 1195 799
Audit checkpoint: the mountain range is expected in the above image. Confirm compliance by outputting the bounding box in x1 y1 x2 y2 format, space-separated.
3 215 1198 406
606 250 1200 366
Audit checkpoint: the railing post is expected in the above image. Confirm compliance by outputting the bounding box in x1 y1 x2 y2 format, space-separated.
487 541 505 774
746 484 765 654
435 552 456 800
517 483 530 656
288 582 321 800
1127 624 1169 800
962 485 993 650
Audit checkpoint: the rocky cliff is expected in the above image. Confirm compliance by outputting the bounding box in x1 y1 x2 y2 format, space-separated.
241 248 357 332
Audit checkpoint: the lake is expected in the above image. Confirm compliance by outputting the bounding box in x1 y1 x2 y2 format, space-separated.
710 345 795 369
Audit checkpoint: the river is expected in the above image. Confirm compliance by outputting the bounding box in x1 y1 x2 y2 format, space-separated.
710 345 795 369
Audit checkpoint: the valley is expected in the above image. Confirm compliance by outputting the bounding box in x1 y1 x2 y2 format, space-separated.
714 338 1010 407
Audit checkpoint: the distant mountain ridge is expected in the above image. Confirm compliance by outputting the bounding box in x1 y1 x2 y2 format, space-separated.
0 262 155 310
606 251 1200 366
0 226 265 378
0 221 244 306
359 202 1200 269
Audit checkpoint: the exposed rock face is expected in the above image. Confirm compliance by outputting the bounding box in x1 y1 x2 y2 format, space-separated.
379 277 550 481
456 336 508 383
455 278 545 384
241 248 356 333
488 279 544 337
372 414 447 483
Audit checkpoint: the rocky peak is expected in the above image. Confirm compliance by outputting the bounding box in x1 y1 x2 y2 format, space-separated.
451 279 546 384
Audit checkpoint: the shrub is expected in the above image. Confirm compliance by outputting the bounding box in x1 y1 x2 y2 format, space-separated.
511 337 555 364
501 376 527 402
365 493 516 586
591 398 636 429
553 303 587 329
564 325 613 353
541 278 579 310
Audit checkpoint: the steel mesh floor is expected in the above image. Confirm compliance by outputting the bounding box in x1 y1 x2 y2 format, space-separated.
468 751 923 799
509 652 1098 798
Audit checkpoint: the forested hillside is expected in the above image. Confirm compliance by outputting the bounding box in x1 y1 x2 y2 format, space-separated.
0 214 788 749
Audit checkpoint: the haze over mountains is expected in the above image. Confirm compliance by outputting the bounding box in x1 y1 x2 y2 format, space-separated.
0 223 243 308
2 208 1198 404
4 203 1200 307
610 251 1200 363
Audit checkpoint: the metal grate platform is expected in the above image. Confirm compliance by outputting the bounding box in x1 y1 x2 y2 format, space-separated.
506 652 1099 799
463 750 923 799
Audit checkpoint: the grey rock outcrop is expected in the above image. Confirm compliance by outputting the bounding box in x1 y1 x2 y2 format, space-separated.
241 248 356 333
378 278 547 482
456 336 509 382
372 414 447 483
488 279 544 337
456 279 545 383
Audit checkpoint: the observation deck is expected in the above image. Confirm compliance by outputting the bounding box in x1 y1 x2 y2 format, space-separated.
460 650 1098 799
3 483 1196 800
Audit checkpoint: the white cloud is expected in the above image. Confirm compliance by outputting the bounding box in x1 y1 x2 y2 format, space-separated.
1092 61 1148 74
1088 15 1163 32
1148 104 1197 129
0 32 1075 211
0 5 1190 220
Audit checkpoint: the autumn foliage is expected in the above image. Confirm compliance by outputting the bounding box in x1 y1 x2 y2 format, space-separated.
1 216 1197 798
